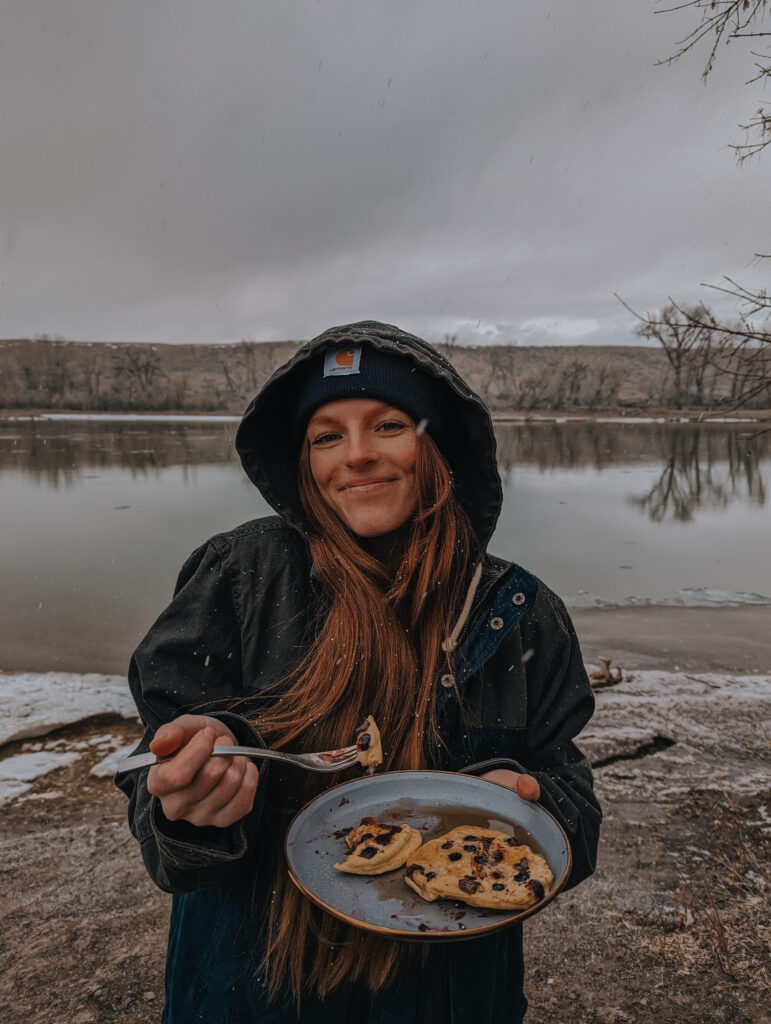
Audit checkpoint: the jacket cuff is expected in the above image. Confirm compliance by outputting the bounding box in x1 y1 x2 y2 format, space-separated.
150 797 249 868
205 710 266 748
459 757 528 776
148 710 268 874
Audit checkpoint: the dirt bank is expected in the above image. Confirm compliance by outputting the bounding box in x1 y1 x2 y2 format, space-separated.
2 667 769 1023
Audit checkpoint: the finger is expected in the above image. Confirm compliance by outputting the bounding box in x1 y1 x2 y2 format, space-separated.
185 762 260 828
161 750 249 821
150 721 188 759
192 760 247 815
515 774 540 801
148 727 218 797
150 715 220 758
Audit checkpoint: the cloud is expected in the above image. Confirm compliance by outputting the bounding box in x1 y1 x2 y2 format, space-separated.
520 318 600 342
0 1 766 344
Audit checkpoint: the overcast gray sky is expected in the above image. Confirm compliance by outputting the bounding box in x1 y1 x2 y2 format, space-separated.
1 0 768 346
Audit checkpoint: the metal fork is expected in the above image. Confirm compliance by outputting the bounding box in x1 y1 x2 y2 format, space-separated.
116 743 360 774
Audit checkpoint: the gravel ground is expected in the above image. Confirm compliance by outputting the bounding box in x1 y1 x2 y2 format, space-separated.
2 660 769 1024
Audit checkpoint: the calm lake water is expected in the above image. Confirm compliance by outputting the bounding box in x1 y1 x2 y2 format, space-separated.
1 416 769 674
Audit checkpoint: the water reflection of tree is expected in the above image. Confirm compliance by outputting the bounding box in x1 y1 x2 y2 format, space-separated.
2 421 767 518
627 429 766 523
0 420 239 489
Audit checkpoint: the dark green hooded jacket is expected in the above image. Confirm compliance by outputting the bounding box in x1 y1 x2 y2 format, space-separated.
116 321 601 1024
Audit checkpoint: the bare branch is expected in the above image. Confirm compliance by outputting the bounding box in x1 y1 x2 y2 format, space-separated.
656 0 771 159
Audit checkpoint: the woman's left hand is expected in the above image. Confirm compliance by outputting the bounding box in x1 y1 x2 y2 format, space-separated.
479 768 540 800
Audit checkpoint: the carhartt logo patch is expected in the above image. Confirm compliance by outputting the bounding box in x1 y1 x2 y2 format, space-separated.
323 346 361 377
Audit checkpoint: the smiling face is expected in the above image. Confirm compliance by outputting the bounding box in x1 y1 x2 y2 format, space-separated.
306 398 419 538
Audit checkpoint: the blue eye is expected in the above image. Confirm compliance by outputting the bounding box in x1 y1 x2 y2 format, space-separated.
311 432 340 445
379 420 406 432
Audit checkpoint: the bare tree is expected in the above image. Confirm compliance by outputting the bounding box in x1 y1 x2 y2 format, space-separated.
514 367 553 411
557 358 589 407
114 346 167 406
633 303 716 408
586 363 622 411
81 348 106 405
657 0 771 163
219 358 242 399
653 2 771 404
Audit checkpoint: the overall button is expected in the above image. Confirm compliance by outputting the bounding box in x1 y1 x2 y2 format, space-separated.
490 616 504 631
512 592 526 606
440 673 456 688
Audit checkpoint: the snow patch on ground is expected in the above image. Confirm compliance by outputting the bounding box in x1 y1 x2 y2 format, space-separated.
567 588 771 609
0 728 136 802
0 751 80 805
0 671 138 744
1 668 769 823
584 671 771 823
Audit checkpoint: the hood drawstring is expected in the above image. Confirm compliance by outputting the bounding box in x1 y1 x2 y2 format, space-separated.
441 562 483 654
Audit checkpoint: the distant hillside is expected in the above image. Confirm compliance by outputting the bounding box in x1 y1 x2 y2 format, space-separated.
0 337 763 414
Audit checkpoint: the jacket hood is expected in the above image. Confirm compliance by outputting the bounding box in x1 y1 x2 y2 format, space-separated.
235 321 502 548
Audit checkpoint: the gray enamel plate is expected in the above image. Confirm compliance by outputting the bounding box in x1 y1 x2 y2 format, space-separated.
285 770 571 941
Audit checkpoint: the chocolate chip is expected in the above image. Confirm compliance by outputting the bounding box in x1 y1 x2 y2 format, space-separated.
448 852 462 862
375 833 393 845
516 857 529 870
462 835 480 842
463 845 477 853
440 842 453 850
425 872 436 881
361 833 374 842
491 870 503 879
359 847 378 860
492 883 505 891
458 877 480 894
527 879 545 900
514 872 529 883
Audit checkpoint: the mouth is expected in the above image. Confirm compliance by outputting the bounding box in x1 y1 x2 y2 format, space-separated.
339 477 397 494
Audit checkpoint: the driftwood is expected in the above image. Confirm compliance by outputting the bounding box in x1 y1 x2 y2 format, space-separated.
589 656 623 688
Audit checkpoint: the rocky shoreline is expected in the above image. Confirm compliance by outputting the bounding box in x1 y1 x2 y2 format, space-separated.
2 645 769 1023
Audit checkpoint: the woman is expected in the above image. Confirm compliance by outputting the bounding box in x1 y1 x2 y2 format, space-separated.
117 321 601 1023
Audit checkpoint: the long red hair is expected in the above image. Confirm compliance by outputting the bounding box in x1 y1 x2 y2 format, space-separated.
249 430 477 1004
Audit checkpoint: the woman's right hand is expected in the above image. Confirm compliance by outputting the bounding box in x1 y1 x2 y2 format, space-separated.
147 714 260 829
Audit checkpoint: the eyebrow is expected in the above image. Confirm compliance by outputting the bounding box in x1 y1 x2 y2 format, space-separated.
307 404 401 429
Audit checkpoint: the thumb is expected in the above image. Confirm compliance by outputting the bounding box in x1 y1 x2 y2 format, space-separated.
515 774 541 801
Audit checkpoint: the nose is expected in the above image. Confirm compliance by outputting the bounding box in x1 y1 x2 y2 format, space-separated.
344 429 377 468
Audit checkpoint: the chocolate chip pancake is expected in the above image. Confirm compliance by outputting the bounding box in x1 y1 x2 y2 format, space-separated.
403 826 553 909
334 820 422 875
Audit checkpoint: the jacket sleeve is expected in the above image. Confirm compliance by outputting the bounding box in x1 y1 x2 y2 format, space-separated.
463 585 601 892
114 540 269 893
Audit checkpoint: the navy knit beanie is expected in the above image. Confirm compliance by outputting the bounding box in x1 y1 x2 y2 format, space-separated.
292 343 448 450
